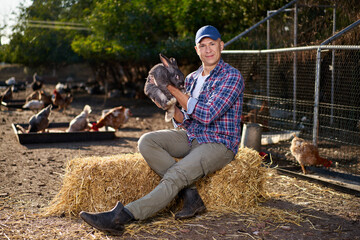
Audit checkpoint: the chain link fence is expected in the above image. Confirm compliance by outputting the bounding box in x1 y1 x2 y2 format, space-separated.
222 0 360 175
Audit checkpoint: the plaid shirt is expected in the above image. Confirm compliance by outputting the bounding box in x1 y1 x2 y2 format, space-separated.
176 58 244 154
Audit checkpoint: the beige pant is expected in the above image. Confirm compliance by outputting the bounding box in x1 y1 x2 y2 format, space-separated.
125 129 234 220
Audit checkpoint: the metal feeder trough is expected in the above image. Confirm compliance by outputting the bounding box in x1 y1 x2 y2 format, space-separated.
1 99 26 109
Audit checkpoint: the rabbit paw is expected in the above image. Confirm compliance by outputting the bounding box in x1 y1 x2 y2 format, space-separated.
166 97 177 107
165 105 175 122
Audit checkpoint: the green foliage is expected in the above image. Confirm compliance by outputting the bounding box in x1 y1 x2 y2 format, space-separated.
1 0 94 71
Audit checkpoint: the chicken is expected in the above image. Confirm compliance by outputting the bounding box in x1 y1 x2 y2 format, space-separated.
66 105 92 132
91 106 132 131
26 90 52 107
26 90 41 102
242 100 269 131
23 100 44 112
5 77 16 85
39 90 52 106
290 134 332 174
0 86 13 109
55 82 71 94
1 86 13 102
17 105 52 133
52 89 73 111
30 73 43 91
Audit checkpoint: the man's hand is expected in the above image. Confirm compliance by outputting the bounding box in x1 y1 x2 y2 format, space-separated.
166 85 189 111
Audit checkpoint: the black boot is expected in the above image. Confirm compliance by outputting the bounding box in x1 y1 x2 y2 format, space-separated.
175 188 206 220
79 201 133 235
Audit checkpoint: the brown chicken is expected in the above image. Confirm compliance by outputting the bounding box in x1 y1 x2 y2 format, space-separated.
39 90 52 106
91 106 132 131
26 90 41 102
242 100 269 124
290 134 332 174
17 105 52 133
26 90 51 106
52 89 73 111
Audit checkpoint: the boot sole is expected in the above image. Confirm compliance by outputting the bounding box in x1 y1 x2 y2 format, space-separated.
175 206 207 220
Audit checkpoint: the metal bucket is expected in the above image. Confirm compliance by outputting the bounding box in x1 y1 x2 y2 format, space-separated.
240 123 262 152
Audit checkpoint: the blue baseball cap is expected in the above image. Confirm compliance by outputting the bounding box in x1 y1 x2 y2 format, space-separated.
195 25 221 44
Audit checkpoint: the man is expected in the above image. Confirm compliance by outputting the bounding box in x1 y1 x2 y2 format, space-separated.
80 25 245 235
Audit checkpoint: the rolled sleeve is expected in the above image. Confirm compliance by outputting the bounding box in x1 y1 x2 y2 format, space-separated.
187 97 198 115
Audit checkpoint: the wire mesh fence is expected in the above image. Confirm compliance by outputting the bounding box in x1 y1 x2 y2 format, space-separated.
223 46 360 175
221 0 360 175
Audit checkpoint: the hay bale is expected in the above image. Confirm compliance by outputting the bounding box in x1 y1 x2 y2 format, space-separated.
43 147 268 217
198 147 269 211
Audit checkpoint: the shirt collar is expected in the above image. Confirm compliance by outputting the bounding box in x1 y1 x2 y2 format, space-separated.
193 58 224 80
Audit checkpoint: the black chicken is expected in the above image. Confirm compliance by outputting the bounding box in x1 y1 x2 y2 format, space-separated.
0 86 13 103
31 73 43 91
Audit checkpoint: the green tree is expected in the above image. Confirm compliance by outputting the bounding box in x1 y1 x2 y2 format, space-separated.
1 0 94 73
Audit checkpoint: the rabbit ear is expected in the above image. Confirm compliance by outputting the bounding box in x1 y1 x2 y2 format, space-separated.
159 53 171 68
170 57 178 67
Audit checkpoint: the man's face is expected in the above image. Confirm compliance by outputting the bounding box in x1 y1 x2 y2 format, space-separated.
195 37 224 70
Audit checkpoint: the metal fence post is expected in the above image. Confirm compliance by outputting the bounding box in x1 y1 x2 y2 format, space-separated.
293 3 298 127
313 19 360 146
330 4 337 125
267 11 271 100
313 48 322 146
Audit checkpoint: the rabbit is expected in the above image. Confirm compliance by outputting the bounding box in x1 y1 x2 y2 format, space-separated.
144 53 185 122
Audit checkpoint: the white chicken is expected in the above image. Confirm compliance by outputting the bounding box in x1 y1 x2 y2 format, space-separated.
5 77 16 85
23 100 44 111
66 105 92 132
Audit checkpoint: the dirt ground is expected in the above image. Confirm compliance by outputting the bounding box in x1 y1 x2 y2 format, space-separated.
1 84 360 240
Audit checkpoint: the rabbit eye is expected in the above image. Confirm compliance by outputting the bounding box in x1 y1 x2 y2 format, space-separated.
176 75 179 80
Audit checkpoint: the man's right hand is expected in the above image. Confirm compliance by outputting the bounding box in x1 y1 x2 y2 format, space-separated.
167 85 189 111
